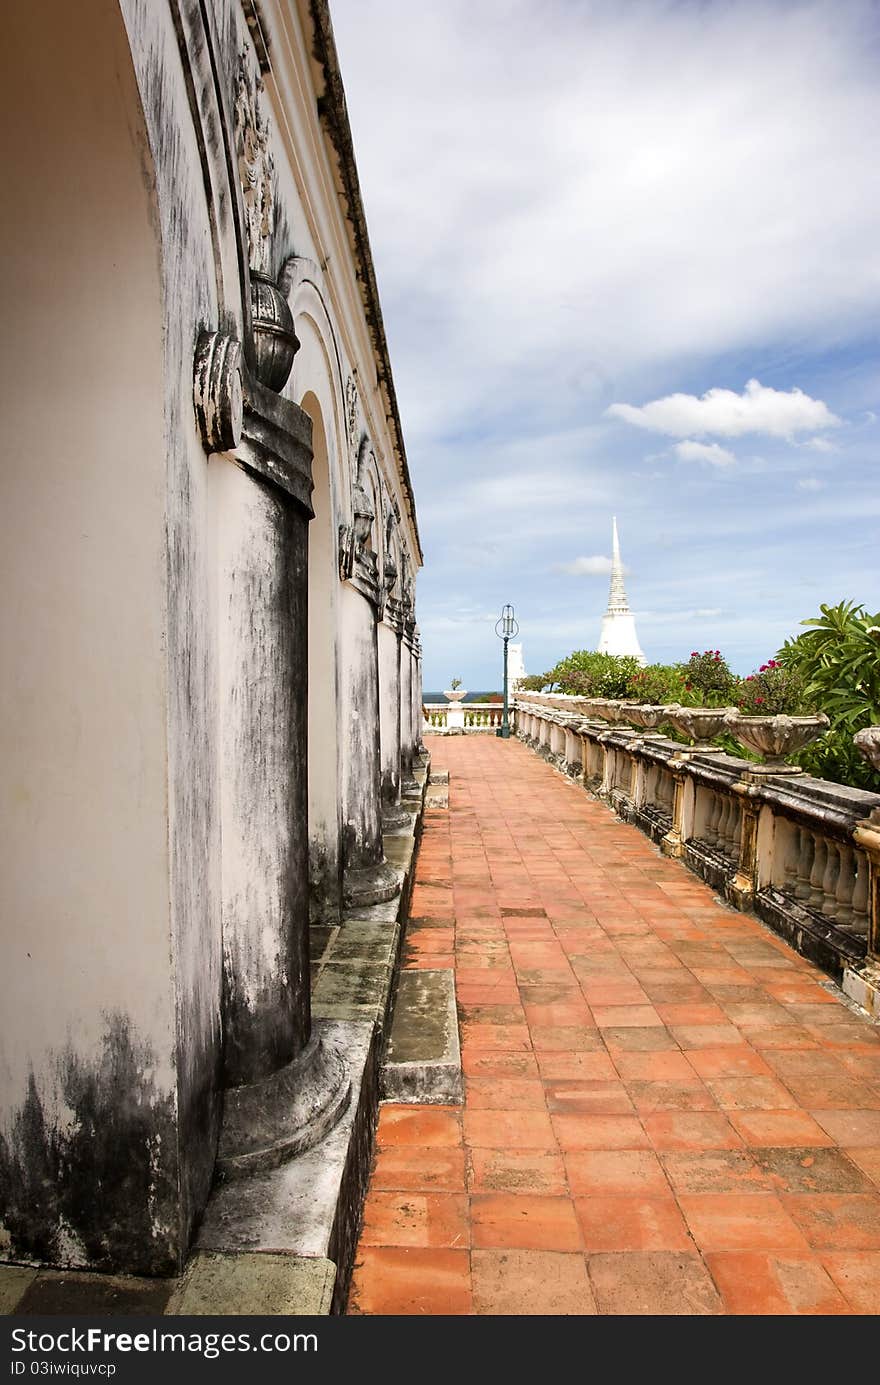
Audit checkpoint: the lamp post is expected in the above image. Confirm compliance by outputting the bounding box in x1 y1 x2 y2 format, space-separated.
495 603 519 739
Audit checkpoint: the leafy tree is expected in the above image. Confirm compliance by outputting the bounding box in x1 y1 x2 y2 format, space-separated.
776 601 880 790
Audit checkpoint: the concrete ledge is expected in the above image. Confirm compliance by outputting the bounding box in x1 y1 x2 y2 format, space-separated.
166 1252 335 1316
842 961 880 1020
0 1266 37 1314
382 968 462 1105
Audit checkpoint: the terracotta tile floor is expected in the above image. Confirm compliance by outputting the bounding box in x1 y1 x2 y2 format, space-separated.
347 736 880 1315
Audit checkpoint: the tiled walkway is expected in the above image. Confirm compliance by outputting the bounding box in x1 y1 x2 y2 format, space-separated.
348 735 880 1315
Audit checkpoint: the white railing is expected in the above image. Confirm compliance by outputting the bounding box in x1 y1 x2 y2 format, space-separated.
422 702 514 734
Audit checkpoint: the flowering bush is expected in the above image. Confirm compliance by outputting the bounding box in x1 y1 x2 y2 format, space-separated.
547 650 642 698
675 650 738 707
626 663 688 705
734 661 809 715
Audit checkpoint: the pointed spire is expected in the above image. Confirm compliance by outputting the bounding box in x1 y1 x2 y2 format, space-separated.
597 517 646 664
606 515 630 613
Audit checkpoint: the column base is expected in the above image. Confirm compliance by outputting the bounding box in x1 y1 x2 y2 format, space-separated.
729 873 755 911
381 802 412 831
343 857 402 907
660 829 685 858
217 1027 351 1180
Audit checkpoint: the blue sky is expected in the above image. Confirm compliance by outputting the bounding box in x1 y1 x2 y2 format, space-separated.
330 0 880 690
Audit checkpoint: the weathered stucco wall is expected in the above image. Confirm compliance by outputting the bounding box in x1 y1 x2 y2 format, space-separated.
0 0 422 1275
0 0 181 1272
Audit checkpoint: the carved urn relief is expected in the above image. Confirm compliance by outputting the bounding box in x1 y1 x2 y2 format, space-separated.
249 271 299 391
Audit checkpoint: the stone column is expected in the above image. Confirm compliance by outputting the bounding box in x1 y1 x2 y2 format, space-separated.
730 799 761 909
853 813 880 964
340 579 401 905
412 629 425 756
198 338 349 1178
400 630 416 789
662 758 695 858
378 604 407 828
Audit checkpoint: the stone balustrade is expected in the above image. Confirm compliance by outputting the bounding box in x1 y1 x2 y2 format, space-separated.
423 701 514 733
515 691 880 1018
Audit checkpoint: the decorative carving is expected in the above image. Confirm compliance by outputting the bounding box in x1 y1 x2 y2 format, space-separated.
855 727 880 774
351 477 374 554
234 54 274 274
193 330 243 452
345 376 359 461
383 504 398 595
338 523 354 580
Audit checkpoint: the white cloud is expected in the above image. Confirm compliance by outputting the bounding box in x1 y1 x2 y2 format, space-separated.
608 380 840 441
797 477 826 492
674 440 736 467
559 554 616 575
333 4 880 446
804 436 838 453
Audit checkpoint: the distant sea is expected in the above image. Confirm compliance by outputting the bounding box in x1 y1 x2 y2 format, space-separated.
424 691 502 703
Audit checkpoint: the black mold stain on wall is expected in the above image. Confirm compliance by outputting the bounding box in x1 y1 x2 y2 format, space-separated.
0 1015 179 1275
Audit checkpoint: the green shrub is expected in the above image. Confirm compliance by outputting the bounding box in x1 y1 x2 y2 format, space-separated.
549 650 642 698
627 663 688 705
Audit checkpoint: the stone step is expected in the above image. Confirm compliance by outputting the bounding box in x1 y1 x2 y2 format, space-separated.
381 968 463 1105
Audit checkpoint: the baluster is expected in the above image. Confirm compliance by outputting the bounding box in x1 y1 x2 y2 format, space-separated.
809 835 828 910
834 842 855 927
704 793 719 845
795 828 815 900
719 797 731 850
851 850 869 936
783 823 800 894
727 799 739 856
822 840 841 918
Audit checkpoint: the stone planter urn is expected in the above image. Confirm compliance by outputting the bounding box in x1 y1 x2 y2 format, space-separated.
584 698 617 722
854 726 880 773
664 704 738 749
723 710 830 771
625 703 673 736
616 702 650 729
602 701 631 726
444 687 467 732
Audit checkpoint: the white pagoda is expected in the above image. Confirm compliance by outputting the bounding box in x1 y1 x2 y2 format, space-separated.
597 517 646 665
